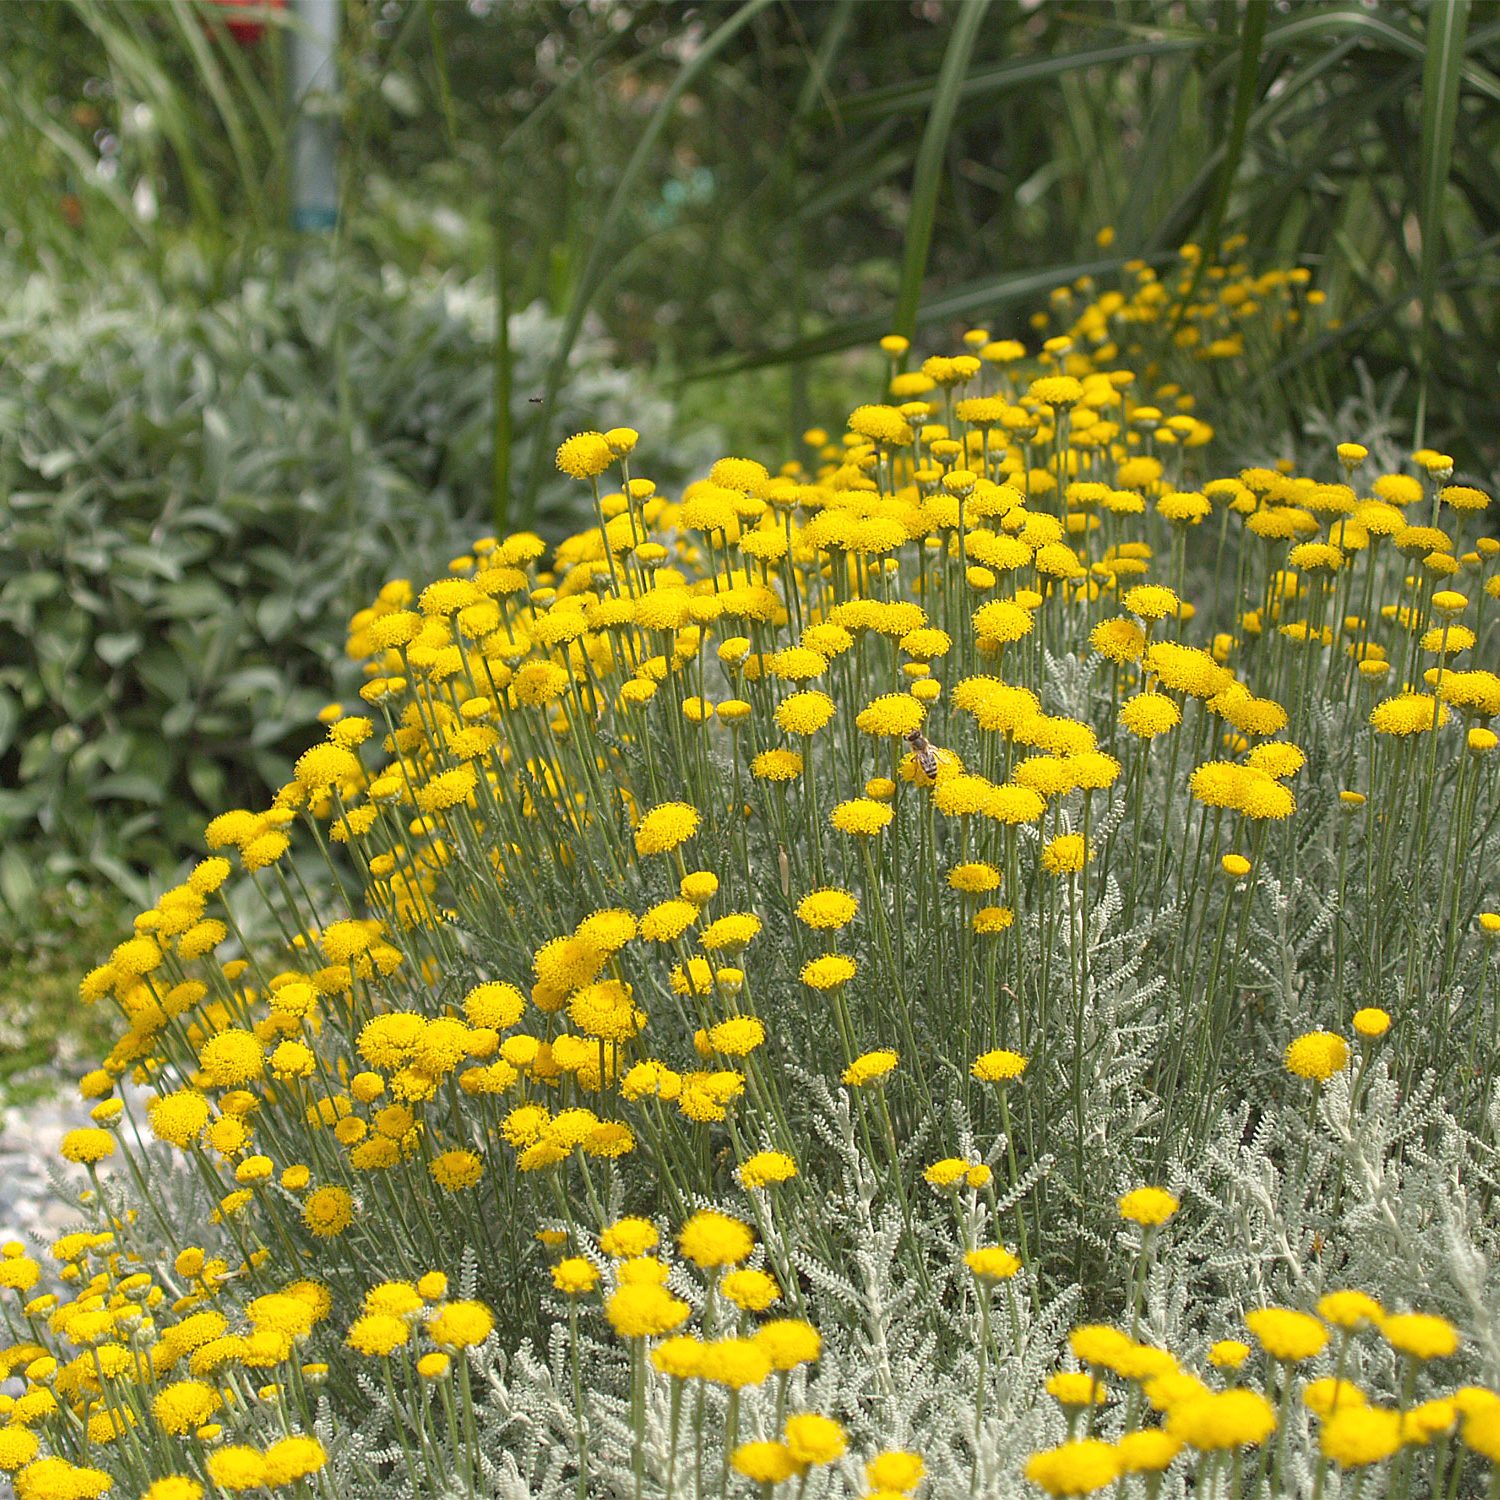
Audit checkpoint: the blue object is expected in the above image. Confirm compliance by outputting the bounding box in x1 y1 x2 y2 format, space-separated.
291 0 340 233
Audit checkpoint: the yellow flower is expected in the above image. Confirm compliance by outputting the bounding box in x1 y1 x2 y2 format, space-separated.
1283 1031 1349 1082
1117 1187 1179 1226
556 431 615 480
362 1282 422 1318
1245 1307 1327 1362
58 1129 114 1165
639 899 697 943
144 1481 204 1500
263 1436 327 1485
551 1258 600 1296
865 1450 925 1493
774 690 837 736
1119 692 1180 738
1047 1372 1106 1407
1208 1339 1251 1369
973 904 1015 933
738 1151 797 1190
1320 1406 1403 1467
710 456 770 493
750 748 804 782
204 1447 269 1491
731 1441 801 1484
1317 1290 1382 1330
634 801 701 856
841 1050 898 1087
1115 1430 1181 1474
972 1048 1027 1082
948 861 1001 893
1166 1389 1277 1450
756 1319 821 1371
1380 1311 1459 1361
586 1219 651 1261
768 646 828 682
801 954 857 990
973 600 1035 643
706 1015 765 1057
924 1157 972 1188
651 1336 704 1379
1029 375 1085 408
699 913 762 952
1042 833 1092 875
856 693 925 738
965 1246 1021 1281
464 981 527 1030
1122 584 1181 621
429 1150 483 1191
199 1029 265 1086
151 1380 221 1435
1369 692 1448 735
796 888 858 930
679 1210 754 1269
721 1268 779 1311
1091 617 1146 664
346 1314 409 1357
848 404 914 446
1024 1438 1120 1496
829 798 893 836
427 1300 495 1349
301 1186 354 1238
698 1337 772 1389
783 1413 846 1466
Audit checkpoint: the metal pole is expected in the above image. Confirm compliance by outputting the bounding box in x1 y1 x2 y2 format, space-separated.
290 0 340 230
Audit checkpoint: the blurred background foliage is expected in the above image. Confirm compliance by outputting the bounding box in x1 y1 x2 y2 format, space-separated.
0 262 714 896
0 0 1497 914
6 2 1500 458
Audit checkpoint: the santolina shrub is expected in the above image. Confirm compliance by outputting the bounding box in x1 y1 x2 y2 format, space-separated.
3 250 1499 1497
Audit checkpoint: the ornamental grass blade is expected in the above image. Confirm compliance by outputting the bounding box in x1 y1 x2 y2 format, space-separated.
1200 1 1267 264
69 0 226 235
892 0 994 341
1149 34 1362 253
518 0 777 527
1416 0 1472 445
683 258 1128 381
833 38 1215 124
1160 0 1267 323
1248 228 1500 391
169 0 276 227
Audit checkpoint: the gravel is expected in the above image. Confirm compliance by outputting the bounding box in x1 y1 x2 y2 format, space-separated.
0 1092 88 1247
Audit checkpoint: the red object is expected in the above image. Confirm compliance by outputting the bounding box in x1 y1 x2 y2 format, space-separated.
207 0 286 45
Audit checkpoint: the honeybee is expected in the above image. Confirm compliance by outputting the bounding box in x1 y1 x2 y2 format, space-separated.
905 727 940 781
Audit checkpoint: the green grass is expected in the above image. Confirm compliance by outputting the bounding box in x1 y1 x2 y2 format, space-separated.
0 882 126 1107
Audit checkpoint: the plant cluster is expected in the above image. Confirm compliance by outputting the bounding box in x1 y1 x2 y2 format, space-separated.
0 259 710 876
1 258 1498 1497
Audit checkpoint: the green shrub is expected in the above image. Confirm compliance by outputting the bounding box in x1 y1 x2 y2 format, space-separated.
0 258 713 877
